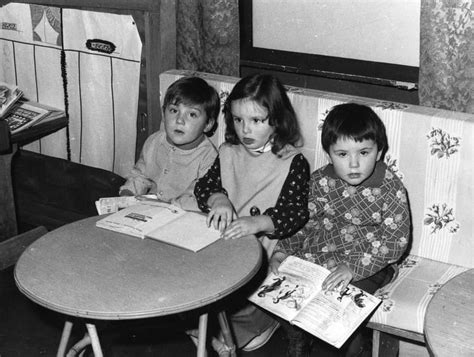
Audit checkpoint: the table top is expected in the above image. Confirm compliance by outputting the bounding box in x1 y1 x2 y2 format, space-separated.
424 268 474 357
15 215 262 320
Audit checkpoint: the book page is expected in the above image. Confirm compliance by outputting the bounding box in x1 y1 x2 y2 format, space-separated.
146 211 222 252
96 203 185 238
4 102 49 133
95 195 162 215
248 256 381 348
248 256 328 321
292 285 380 348
0 82 22 117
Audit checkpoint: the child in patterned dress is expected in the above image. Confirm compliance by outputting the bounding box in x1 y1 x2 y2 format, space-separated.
271 103 411 357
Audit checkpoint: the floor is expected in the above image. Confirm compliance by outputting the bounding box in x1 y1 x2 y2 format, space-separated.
0 265 336 357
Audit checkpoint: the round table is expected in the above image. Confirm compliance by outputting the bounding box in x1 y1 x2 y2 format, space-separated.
424 268 474 357
15 215 263 356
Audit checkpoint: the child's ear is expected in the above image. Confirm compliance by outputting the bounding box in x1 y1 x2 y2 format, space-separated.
326 152 333 164
204 118 216 133
376 150 383 161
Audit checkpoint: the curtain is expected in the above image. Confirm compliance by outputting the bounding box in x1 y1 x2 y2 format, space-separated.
176 0 239 76
419 0 474 114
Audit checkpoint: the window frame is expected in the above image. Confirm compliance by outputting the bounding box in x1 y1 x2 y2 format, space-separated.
239 1 419 88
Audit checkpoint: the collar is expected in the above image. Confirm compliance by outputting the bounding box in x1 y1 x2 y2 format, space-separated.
322 161 387 187
249 139 273 154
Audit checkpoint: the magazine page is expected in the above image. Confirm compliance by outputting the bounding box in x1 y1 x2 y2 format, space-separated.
248 256 328 322
0 82 23 117
95 195 164 215
96 202 185 238
291 278 381 348
249 256 381 348
23 100 64 121
4 102 50 134
146 211 222 252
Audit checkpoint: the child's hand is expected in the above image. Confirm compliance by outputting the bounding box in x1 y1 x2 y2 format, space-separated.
207 193 236 233
322 263 353 292
221 215 274 240
269 252 288 275
221 216 260 240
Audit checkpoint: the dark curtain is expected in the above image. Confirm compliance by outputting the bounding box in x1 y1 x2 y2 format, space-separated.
419 0 474 114
176 0 239 76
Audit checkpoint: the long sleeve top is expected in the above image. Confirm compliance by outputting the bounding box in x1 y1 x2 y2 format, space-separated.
120 131 217 210
194 144 310 239
276 161 411 281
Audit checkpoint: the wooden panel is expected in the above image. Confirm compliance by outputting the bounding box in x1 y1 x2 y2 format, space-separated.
367 322 425 343
0 121 10 152
0 0 159 11
0 147 17 242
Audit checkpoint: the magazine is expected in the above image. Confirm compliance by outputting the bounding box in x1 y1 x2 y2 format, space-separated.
248 256 381 348
0 81 23 118
96 202 222 252
95 194 163 215
3 99 65 134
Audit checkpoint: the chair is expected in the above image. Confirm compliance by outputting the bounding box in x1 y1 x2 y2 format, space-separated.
0 226 47 270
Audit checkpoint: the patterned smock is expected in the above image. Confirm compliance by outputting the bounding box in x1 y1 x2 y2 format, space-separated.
276 161 411 281
194 149 310 239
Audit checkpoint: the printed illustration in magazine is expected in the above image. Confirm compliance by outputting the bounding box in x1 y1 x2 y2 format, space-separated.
248 256 381 348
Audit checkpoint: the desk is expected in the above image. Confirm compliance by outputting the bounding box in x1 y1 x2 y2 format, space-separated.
424 269 474 357
0 114 67 241
14 215 262 356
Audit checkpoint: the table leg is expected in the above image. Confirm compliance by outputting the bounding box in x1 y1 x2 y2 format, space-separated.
57 320 74 357
197 313 208 357
217 311 236 357
85 323 103 357
66 333 92 357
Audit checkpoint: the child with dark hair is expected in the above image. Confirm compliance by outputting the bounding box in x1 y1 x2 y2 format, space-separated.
193 73 310 353
119 76 220 211
271 103 411 357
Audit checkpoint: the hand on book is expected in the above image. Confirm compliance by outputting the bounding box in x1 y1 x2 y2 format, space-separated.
221 215 274 240
322 262 354 292
269 251 288 274
206 193 236 233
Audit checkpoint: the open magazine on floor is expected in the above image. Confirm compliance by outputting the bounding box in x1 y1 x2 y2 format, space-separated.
96 202 222 252
248 256 381 348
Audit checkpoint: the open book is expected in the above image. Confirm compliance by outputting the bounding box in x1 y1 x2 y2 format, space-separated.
248 256 381 348
96 202 222 252
0 81 23 118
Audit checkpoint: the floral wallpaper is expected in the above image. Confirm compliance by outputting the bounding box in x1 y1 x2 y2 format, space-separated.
419 0 474 114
